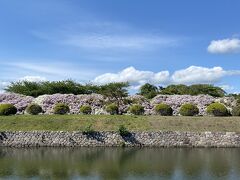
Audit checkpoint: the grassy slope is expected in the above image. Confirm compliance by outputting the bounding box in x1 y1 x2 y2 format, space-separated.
1 115 240 132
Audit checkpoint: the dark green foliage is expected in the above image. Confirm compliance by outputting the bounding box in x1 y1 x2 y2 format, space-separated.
106 103 118 115
139 83 158 99
53 103 70 115
118 125 130 137
26 104 42 115
6 79 226 98
99 82 129 106
80 105 92 115
155 103 173 116
179 103 199 116
129 104 144 115
207 103 228 116
188 84 225 97
5 80 98 97
232 106 240 116
5 80 130 99
160 84 225 97
160 84 189 95
0 104 17 116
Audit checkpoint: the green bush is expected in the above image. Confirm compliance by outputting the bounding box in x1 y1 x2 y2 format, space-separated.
207 102 228 116
179 103 199 116
53 103 70 115
155 103 173 116
83 124 95 135
129 104 144 115
26 103 42 115
118 125 130 137
106 103 118 115
232 106 240 116
80 105 92 115
0 104 17 116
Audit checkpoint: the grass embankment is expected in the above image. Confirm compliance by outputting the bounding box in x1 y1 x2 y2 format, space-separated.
1 115 240 132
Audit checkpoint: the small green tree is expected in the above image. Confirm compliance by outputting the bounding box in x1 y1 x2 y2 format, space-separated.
139 83 158 99
99 82 129 107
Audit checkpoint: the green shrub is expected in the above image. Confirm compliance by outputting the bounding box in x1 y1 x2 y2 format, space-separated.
207 102 228 116
83 124 95 135
232 106 240 116
155 103 173 116
26 103 42 115
53 103 70 115
179 103 199 116
118 125 130 137
106 103 118 115
129 104 144 115
0 104 17 116
80 105 92 115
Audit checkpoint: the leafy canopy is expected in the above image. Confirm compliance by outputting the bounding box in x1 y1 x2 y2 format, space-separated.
139 83 158 99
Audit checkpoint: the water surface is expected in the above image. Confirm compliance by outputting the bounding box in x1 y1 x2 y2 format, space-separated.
0 147 240 179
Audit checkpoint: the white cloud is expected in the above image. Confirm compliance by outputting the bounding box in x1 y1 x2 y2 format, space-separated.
93 66 170 85
171 66 228 84
32 21 180 52
219 85 234 91
63 34 178 50
93 66 240 90
19 76 47 82
2 61 99 80
207 38 240 54
0 81 10 92
8 63 70 76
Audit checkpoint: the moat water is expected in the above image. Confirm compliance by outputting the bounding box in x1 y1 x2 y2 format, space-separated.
0 147 240 179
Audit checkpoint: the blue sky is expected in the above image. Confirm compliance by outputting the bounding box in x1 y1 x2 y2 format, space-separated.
1 0 240 93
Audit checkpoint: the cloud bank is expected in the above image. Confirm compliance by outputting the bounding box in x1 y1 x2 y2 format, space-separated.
93 66 170 85
33 22 180 52
207 38 240 54
93 66 240 89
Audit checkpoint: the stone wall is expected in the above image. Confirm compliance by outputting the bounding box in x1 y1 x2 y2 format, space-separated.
1 131 240 147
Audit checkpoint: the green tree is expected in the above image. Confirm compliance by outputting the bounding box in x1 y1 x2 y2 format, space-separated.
139 83 158 99
189 84 225 97
99 82 129 106
159 84 225 97
5 80 99 97
160 84 189 95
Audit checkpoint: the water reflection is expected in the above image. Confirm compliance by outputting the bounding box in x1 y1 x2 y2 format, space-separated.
0 147 239 179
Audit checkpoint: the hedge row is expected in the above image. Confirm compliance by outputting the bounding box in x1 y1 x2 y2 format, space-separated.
0 102 236 116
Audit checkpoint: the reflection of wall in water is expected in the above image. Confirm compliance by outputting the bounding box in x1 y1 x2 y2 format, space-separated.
0 148 239 179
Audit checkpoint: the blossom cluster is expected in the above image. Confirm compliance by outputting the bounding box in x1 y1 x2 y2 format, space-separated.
0 93 34 113
0 93 236 115
33 93 105 114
